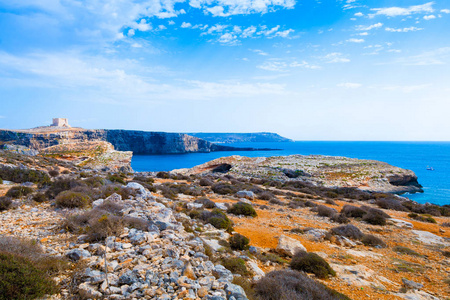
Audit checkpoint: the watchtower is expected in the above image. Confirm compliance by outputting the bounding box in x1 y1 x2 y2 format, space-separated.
51 118 70 127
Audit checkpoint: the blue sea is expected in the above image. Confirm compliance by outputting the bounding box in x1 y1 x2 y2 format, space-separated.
132 142 450 206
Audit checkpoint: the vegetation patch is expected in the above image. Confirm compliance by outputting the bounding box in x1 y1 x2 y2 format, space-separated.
290 251 336 279
221 257 251 276
55 191 91 208
5 186 34 198
229 233 250 250
228 202 257 217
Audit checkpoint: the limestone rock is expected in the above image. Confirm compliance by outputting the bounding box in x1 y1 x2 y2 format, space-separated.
276 235 307 256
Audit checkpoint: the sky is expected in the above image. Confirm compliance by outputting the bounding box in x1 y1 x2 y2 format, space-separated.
0 0 450 141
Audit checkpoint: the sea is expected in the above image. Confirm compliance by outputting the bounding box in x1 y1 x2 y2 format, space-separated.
131 142 450 206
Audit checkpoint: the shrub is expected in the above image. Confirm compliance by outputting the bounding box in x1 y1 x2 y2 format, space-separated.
442 222 450 227
100 185 136 200
331 213 350 224
195 197 216 209
46 178 86 199
0 197 12 211
221 257 250 276
408 213 437 224
212 183 239 195
317 205 338 218
55 191 90 208
229 233 250 251
84 176 106 187
288 200 305 209
232 277 256 300
376 198 408 211
108 174 126 185
48 169 60 177
194 209 233 231
199 178 214 186
61 170 70 174
330 224 364 240
5 186 34 198
255 270 350 300
361 234 386 247
228 202 257 217
156 171 170 179
325 191 338 199
32 192 47 203
341 205 367 218
259 191 275 201
133 175 154 184
87 214 124 241
393 246 421 256
0 177 3 184
290 251 336 279
362 208 389 226
0 236 68 300
0 166 51 185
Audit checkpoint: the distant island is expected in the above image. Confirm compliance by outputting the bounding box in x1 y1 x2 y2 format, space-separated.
187 132 293 143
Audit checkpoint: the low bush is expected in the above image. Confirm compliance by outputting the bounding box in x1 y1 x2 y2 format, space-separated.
133 175 154 184
362 208 389 226
331 213 350 224
0 197 12 211
212 183 240 195
0 177 3 184
290 251 336 279
84 176 106 187
0 236 68 300
228 202 257 217
376 198 408 211
55 191 91 208
269 198 285 206
46 178 86 199
108 174 126 185
393 246 421 256
255 270 350 300
232 277 256 300
341 205 367 218
229 233 250 251
221 257 250 276
193 209 233 231
87 214 124 241
48 169 60 177
100 185 137 200
32 192 47 203
156 171 170 179
361 234 386 247
5 186 34 198
317 205 338 218
288 200 305 209
255 252 287 264
408 213 437 223
0 166 51 185
330 224 364 240
442 222 450 227
194 197 216 209
259 191 275 201
199 178 214 186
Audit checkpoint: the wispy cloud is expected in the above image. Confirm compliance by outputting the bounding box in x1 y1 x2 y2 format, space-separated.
391 47 450 65
356 23 383 31
337 82 362 88
322 53 350 63
385 27 423 33
370 2 434 18
347 38 365 43
190 0 296 17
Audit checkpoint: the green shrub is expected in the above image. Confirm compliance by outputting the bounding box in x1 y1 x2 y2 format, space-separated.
0 166 51 185
55 191 90 208
32 192 47 203
330 224 364 240
156 171 170 179
393 246 421 256
361 234 386 247
48 169 60 177
0 252 58 299
195 197 216 209
5 186 34 198
331 213 350 224
290 251 336 279
362 208 389 226
108 174 126 185
87 214 124 241
317 205 337 218
408 213 437 223
228 202 257 217
221 257 250 276
46 178 86 199
0 197 12 211
255 270 350 300
0 177 3 184
341 205 367 218
229 233 250 250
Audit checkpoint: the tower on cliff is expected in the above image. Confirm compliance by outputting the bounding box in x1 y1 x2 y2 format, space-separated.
51 118 70 127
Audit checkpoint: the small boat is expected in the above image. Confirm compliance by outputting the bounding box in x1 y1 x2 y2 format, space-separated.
426 166 435 171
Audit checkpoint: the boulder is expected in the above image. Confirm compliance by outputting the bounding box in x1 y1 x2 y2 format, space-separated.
66 249 91 261
276 235 307 256
78 282 103 299
389 218 413 229
402 278 424 290
236 191 255 200
224 283 248 300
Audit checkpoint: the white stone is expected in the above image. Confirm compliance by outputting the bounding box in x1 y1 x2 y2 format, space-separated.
275 235 307 256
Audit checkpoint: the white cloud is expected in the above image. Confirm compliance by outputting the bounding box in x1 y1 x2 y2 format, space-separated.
168 20 175 25
276 29 294 38
131 19 152 32
347 38 365 43
242 26 257 38
158 25 167 30
385 27 423 32
258 61 288 72
354 12 364 17
131 43 142 48
322 52 351 63
181 22 192 28
356 23 383 30
218 33 238 45
190 0 296 17
358 32 369 36
392 47 450 65
290 61 321 69
423 14 436 20
127 29 135 37
381 84 431 93
251 49 269 56
337 82 362 88
441 9 450 14
370 2 434 18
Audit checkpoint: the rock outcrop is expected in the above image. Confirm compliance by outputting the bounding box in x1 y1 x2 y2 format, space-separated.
0 128 244 154
187 132 293 143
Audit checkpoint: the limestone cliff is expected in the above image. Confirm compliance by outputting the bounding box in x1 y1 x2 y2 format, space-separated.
0 128 239 154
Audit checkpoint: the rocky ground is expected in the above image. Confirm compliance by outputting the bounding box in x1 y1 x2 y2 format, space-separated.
1 149 449 300
179 155 423 194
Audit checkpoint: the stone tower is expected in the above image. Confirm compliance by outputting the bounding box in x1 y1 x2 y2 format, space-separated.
51 118 70 127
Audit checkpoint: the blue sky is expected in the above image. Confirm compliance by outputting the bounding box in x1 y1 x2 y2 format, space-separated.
0 0 450 140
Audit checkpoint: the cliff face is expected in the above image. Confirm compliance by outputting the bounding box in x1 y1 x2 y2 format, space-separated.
187 132 293 143
0 129 237 154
